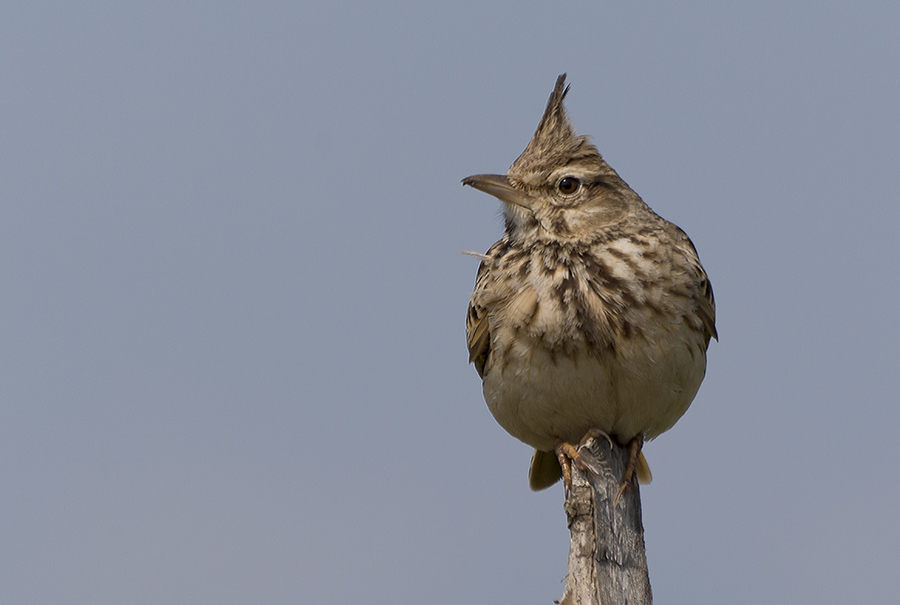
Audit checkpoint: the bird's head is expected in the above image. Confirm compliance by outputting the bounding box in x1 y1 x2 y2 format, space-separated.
463 74 644 244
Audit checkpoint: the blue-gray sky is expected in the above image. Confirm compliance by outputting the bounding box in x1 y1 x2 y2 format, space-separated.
2 2 898 603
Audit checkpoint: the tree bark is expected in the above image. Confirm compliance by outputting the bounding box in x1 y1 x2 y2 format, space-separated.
558 436 652 605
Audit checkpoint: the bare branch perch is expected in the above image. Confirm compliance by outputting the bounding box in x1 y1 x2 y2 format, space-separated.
558 436 652 605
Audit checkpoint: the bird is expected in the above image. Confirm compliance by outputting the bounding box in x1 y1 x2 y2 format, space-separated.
463 74 716 498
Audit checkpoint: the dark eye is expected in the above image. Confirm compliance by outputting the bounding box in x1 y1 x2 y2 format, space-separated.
557 176 581 195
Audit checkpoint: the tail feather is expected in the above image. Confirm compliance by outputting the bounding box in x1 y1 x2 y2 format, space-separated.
636 451 652 484
528 449 562 491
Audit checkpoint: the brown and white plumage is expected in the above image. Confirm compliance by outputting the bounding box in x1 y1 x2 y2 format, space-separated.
464 75 716 492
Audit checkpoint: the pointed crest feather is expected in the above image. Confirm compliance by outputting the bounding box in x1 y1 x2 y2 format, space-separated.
509 74 602 181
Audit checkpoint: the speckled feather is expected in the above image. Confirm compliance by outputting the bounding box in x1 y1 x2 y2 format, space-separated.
464 75 716 491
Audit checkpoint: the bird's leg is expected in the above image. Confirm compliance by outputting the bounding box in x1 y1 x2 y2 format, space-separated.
614 435 644 505
555 442 574 499
554 441 578 499
555 438 601 499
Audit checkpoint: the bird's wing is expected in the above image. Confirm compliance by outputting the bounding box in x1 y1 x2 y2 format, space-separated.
466 261 492 378
675 231 718 344
696 269 717 343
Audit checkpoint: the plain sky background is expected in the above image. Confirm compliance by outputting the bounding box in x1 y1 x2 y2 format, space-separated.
2 2 899 604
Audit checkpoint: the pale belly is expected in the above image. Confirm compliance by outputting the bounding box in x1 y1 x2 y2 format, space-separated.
481 328 707 451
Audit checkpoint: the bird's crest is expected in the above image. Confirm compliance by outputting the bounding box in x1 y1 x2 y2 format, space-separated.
508 74 602 183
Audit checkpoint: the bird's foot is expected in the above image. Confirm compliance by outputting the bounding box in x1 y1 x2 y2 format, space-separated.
614 435 645 506
555 441 587 499
554 430 611 498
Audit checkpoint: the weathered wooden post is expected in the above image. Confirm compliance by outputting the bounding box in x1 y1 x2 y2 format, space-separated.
558 435 652 605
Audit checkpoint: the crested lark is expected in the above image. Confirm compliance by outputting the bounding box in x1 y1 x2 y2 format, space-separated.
463 75 717 497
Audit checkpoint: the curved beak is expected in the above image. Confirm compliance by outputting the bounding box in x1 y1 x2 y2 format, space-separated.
461 174 534 210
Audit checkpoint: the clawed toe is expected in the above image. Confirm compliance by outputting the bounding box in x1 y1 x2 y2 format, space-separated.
554 431 612 498
579 428 613 450
555 440 597 498
614 435 645 506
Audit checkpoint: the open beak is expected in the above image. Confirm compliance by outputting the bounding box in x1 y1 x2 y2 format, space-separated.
461 174 534 210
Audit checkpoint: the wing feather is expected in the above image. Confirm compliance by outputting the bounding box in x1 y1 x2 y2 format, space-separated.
674 231 718 345
466 298 491 378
